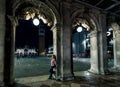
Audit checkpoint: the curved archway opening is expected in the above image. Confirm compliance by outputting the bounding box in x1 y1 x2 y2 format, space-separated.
14 18 53 77
106 26 114 69
13 2 57 82
72 17 91 75
108 22 120 73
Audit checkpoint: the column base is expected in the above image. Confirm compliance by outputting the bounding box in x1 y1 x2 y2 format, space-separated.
109 65 120 73
59 76 75 81
88 69 100 74
88 68 110 75
56 73 75 81
0 81 5 87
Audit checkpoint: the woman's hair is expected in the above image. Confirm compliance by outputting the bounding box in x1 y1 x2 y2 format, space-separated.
52 54 56 60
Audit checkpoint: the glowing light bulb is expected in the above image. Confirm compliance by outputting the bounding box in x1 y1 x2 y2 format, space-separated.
33 18 40 26
77 26 82 32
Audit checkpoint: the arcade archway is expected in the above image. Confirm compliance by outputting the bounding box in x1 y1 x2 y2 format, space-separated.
5 0 61 84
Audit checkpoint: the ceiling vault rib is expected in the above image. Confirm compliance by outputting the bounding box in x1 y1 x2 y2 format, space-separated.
115 10 120 13
77 0 120 16
111 0 119 3
105 2 120 11
95 0 104 6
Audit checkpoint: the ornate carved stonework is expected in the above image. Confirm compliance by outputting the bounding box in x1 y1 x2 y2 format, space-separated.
112 22 120 37
7 15 18 26
11 0 55 26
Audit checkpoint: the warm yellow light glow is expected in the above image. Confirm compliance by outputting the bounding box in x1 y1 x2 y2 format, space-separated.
25 14 31 20
41 17 47 24
82 23 90 31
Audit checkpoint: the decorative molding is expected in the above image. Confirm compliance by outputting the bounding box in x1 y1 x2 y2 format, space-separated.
7 15 18 26
112 22 120 37
89 30 100 37
51 23 62 31
12 0 55 26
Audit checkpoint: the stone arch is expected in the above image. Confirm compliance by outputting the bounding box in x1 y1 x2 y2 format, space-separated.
12 0 57 27
105 15 120 73
11 0 61 25
44 0 61 25
110 22 120 72
71 8 106 74
44 1 62 80
71 8 98 32
4 0 61 85
111 22 120 37
12 0 61 57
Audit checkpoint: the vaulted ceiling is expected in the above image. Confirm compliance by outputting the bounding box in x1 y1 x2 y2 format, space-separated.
79 0 120 16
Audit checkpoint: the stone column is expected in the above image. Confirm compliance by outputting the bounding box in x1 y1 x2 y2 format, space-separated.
3 16 17 86
52 23 61 80
98 13 108 74
89 31 100 74
0 0 6 86
89 13 107 74
60 2 74 81
113 33 120 68
111 23 120 72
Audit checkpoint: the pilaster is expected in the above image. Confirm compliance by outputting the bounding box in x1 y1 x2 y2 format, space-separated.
111 23 120 72
114 34 120 67
52 23 62 80
0 0 6 86
89 31 99 74
89 13 108 75
98 13 108 74
4 16 17 86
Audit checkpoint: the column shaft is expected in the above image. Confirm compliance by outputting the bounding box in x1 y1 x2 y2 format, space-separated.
0 0 6 86
52 23 62 80
60 2 74 80
89 13 107 74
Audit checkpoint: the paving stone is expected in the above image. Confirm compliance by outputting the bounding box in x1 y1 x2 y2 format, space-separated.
60 85 70 87
40 84 50 87
71 83 81 87
51 82 61 87
80 84 90 87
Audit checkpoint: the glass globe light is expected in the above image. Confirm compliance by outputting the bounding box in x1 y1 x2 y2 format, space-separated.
77 26 83 32
33 18 40 26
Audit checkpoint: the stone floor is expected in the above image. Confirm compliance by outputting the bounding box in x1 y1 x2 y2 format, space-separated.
13 71 120 87
14 57 91 78
12 57 117 87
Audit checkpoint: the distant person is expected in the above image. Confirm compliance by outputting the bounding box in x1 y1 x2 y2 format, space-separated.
48 54 56 79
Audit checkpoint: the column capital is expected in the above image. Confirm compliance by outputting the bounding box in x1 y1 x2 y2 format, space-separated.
7 15 18 26
51 23 62 31
112 22 120 38
62 1 71 8
89 30 100 37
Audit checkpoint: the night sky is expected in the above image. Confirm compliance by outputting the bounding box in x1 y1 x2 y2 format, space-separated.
15 19 53 49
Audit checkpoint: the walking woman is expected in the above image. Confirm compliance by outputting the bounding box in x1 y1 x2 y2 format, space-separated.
48 54 56 79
